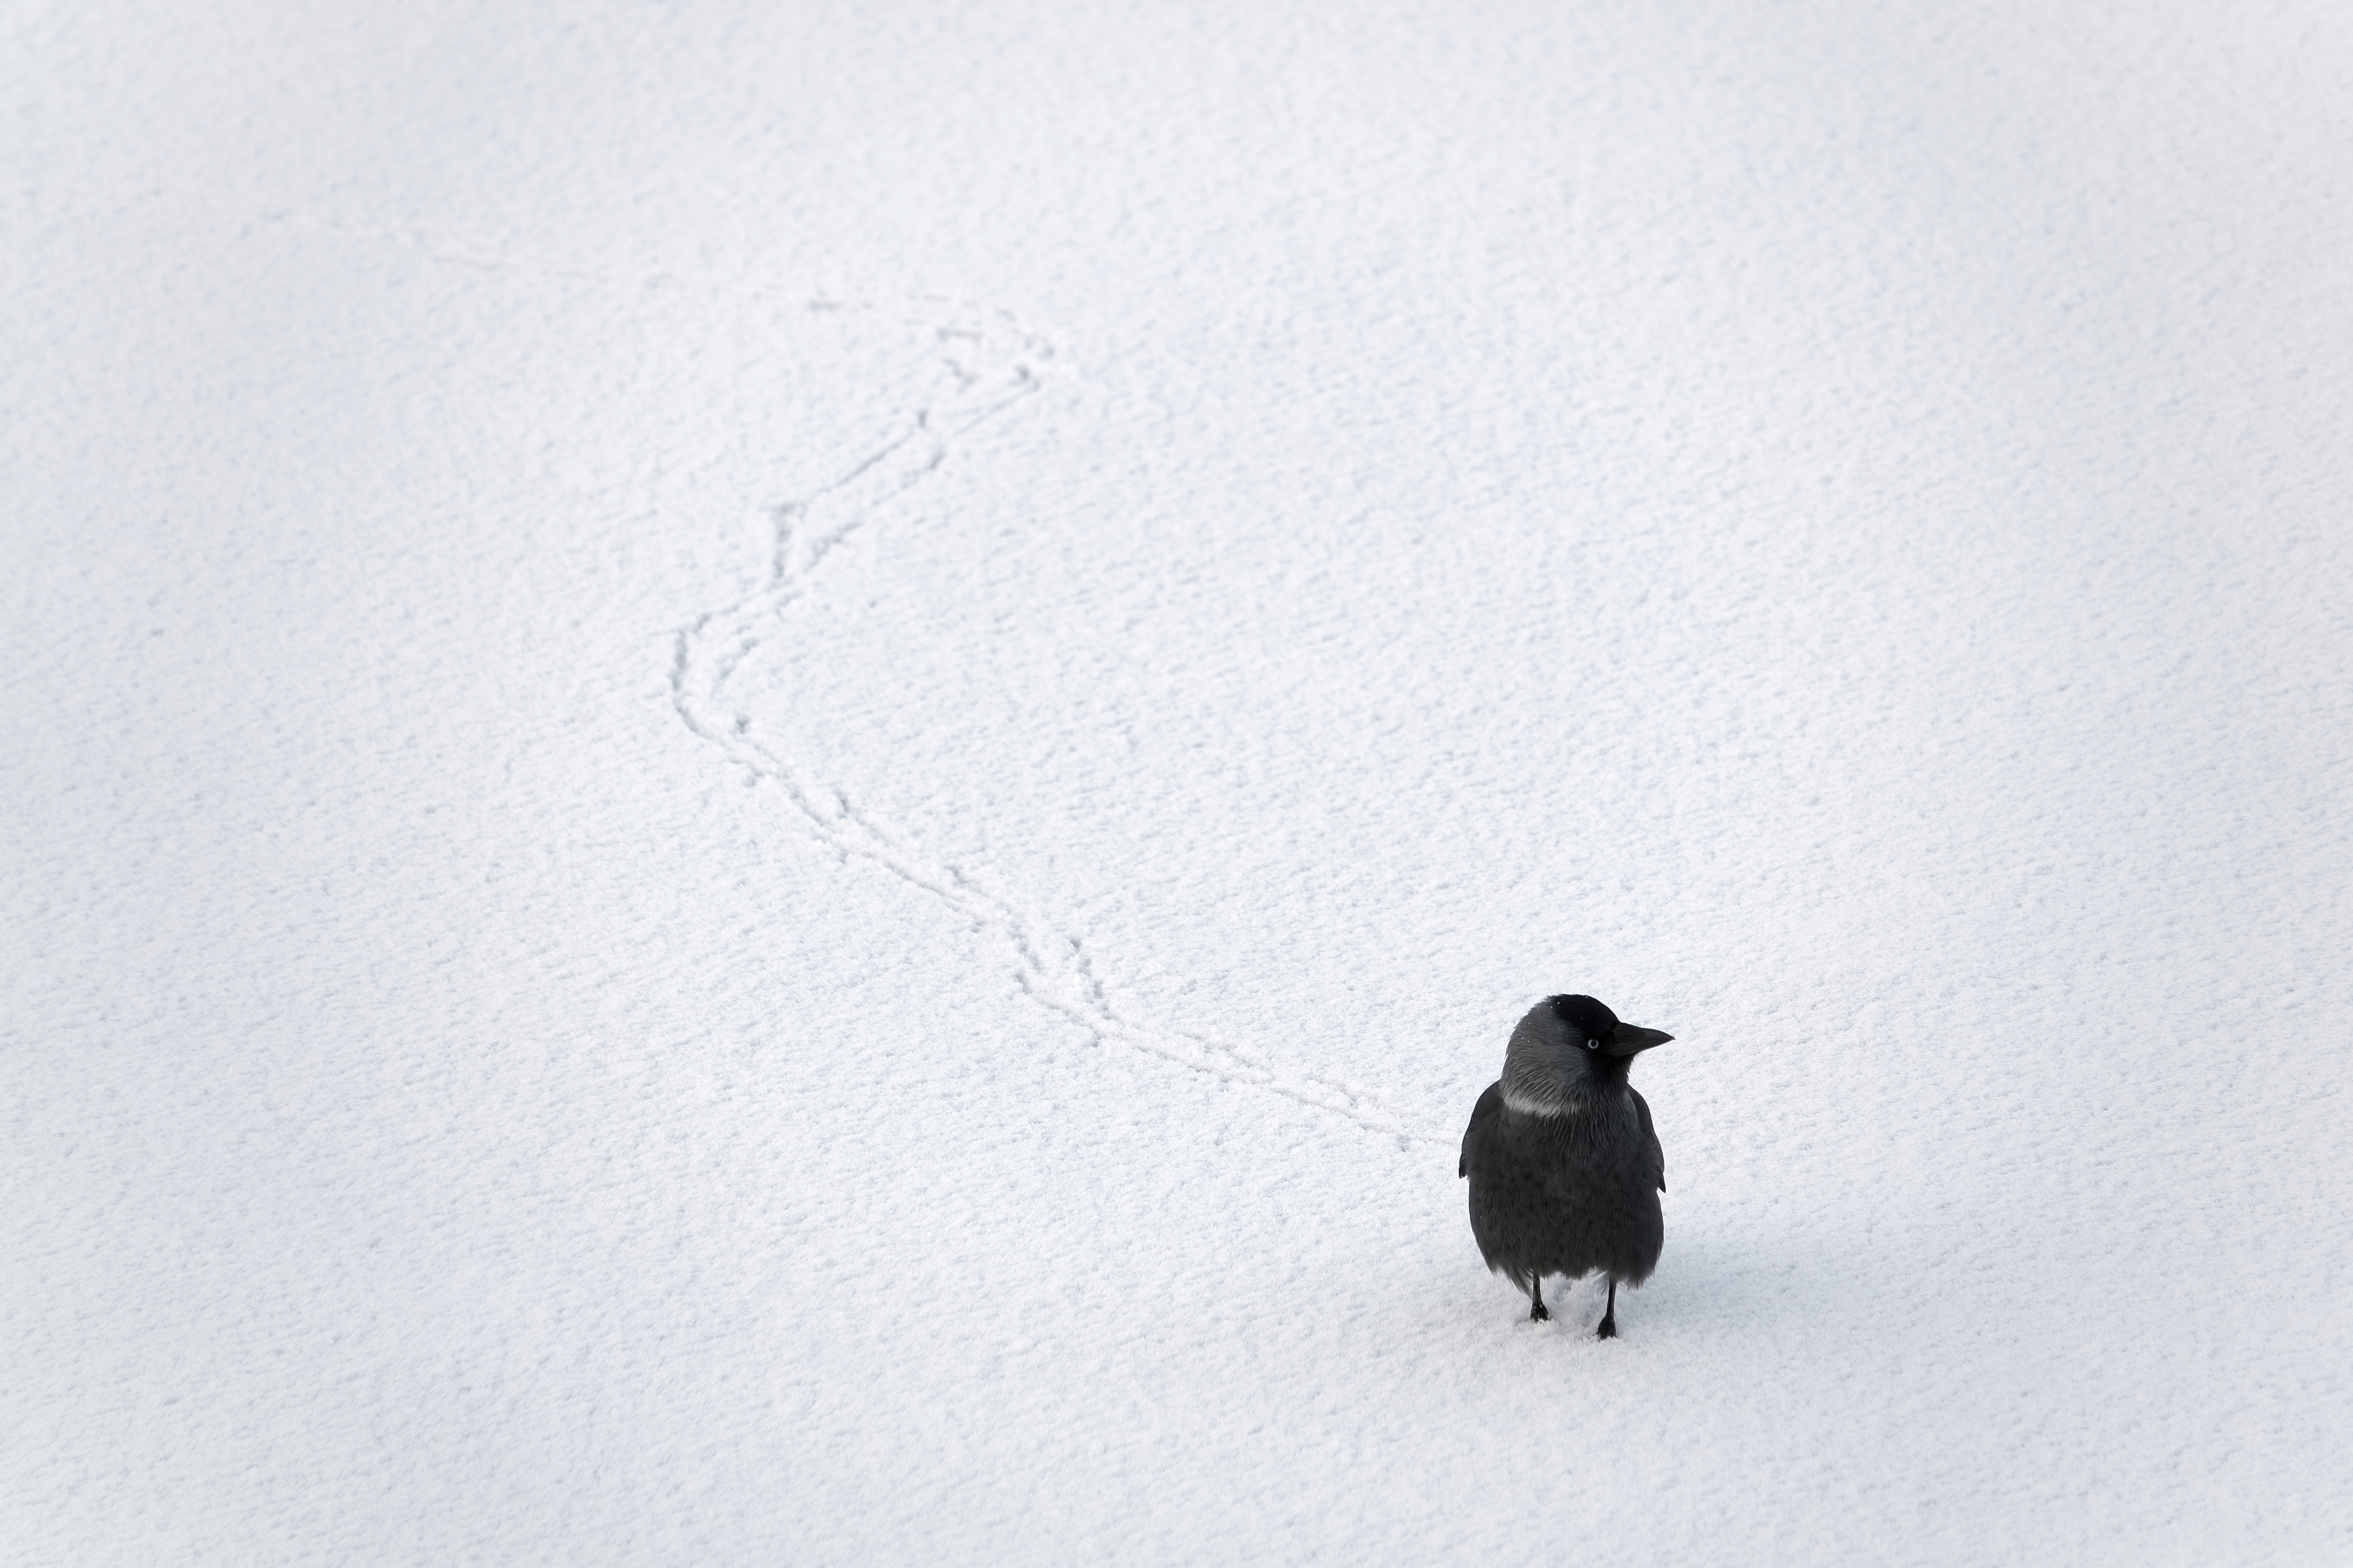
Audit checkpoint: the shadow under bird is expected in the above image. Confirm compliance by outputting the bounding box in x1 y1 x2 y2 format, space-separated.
1459 994 1673 1338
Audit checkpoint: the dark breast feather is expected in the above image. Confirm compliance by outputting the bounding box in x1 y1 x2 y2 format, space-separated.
1633 1087 1665 1192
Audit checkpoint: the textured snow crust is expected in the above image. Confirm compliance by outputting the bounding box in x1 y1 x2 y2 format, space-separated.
8 1 2351 1562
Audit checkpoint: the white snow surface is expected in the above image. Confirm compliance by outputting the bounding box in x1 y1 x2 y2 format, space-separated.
9 1 2352 1561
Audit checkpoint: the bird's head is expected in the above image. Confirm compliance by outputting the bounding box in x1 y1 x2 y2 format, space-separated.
1501 993 1674 1112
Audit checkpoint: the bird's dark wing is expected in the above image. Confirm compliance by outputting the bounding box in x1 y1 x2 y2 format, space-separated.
1460 1081 1503 1178
1632 1087 1665 1192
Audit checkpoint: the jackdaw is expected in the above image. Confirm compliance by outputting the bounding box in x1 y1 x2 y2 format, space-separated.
1459 993 1673 1337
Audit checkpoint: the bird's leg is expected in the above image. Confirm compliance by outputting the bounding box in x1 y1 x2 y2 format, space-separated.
1595 1278 1618 1339
1528 1274 1550 1322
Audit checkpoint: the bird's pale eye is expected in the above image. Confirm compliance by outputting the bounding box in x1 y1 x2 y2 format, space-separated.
1585 1038 1599 1050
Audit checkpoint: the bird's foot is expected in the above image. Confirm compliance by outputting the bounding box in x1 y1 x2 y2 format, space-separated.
1528 1300 1550 1322
1594 1313 1617 1340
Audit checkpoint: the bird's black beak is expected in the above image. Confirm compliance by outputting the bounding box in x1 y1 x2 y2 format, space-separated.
1605 1024 1673 1057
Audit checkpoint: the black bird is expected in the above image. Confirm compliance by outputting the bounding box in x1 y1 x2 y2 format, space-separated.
1459 994 1673 1337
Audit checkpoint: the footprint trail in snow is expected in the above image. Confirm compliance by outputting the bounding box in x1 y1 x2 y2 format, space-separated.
669 300 1438 1147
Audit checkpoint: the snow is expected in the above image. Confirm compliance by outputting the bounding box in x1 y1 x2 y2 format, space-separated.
7 0 2351 1560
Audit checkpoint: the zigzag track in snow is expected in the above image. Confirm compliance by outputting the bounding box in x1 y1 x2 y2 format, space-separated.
668 300 1441 1149
259 215 1443 1147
